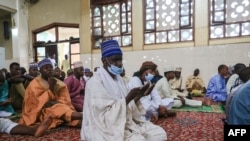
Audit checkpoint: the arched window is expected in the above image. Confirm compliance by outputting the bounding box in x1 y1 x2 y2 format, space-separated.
144 0 194 44
91 0 132 48
32 23 80 68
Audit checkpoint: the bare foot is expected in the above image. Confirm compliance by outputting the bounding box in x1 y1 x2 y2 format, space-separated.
150 115 158 124
202 100 207 106
166 111 177 117
34 116 52 137
203 96 212 106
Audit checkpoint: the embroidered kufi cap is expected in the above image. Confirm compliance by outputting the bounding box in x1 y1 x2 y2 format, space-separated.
29 62 38 69
38 58 52 69
164 66 175 73
72 61 83 69
101 40 122 58
84 68 91 72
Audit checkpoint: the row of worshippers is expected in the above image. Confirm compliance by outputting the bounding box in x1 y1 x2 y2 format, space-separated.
125 62 248 107
226 66 250 125
0 59 83 137
1 39 249 139
1 40 168 140
0 54 90 137
205 63 248 106
0 62 42 116
138 61 250 125
130 66 207 98
222 63 250 125
174 62 250 125
81 40 244 140
0 59 95 119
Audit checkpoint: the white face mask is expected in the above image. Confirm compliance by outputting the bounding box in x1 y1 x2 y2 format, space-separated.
145 73 154 81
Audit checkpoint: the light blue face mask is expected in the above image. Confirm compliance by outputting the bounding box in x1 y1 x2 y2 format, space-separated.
145 73 154 81
106 59 124 76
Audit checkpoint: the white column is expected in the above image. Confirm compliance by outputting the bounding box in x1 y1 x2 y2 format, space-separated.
194 0 209 46
11 0 30 69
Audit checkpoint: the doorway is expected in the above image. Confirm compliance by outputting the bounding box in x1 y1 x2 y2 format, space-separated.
46 45 58 65
33 23 80 68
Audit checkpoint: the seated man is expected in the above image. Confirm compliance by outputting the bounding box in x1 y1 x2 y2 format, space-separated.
155 66 203 108
7 62 26 111
185 68 206 97
151 69 163 84
24 62 40 88
64 61 86 112
20 67 27 75
83 68 92 81
66 68 74 77
225 67 250 124
226 63 246 94
169 67 189 97
53 67 65 81
81 40 167 141
19 58 82 129
228 67 250 125
206 64 228 105
0 70 15 117
127 61 175 122
0 117 52 137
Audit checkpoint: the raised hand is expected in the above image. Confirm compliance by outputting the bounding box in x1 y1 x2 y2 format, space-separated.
43 100 57 108
143 83 155 96
177 96 185 105
126 87 142 104
48 77 57 92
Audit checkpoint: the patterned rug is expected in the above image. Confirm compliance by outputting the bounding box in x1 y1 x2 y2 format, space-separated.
0 111 225 141
172 105 225 113
157 111 225 141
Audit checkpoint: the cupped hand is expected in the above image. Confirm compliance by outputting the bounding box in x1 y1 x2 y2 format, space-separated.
177 96 185 105
143 83 155 96
48 77 56 92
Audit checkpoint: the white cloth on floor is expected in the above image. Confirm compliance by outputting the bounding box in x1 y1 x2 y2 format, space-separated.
0 118 18 134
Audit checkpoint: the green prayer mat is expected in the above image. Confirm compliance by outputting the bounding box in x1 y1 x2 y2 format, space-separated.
172 105 225 113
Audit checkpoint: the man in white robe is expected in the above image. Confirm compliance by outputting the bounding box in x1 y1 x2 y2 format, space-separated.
127 61 175 122
169 67 189 97
155 66 202 108
81 40 167 141
226 63 246 94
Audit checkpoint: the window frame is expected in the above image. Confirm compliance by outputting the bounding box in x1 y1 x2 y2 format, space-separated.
32 22 80 63
143 0 194 45
91 0 132 49
209 0 250 39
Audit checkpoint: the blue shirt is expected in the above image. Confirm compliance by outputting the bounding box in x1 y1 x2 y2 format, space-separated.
206 74 227 102
228 80 250 125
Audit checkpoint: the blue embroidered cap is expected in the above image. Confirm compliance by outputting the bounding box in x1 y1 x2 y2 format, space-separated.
101 40 123 58
84 68 91 72
29 62 38 69
38 58 52 69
